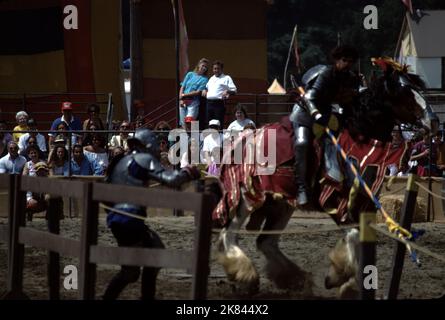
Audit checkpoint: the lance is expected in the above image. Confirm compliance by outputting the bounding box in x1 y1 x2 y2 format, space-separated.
283 24 298 91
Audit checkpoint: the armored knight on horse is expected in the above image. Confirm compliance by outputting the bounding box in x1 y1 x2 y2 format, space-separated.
210 45 438 294
292 45 360 206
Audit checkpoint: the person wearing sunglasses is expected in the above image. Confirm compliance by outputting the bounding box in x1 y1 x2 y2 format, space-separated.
83 103 105 131
290 44 360 205
108 120 133 153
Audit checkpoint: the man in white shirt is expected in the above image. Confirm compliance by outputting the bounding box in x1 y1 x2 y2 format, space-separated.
18 119 47 154
203 60 237 128
202 119 223 165
108 120 133 152
0 141 27 174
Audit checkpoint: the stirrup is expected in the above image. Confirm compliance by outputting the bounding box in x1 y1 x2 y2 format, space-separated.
297 190 308 206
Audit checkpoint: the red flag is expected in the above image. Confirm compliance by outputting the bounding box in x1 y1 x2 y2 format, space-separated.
401 0 413 15
172 0 189 80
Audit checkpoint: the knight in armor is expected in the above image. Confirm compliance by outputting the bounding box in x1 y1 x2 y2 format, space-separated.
290 45 360 205
102 128 200 300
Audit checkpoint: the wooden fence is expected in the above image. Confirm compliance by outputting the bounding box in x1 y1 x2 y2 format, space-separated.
0 174 213 300
358 174 420 300
1 173 431 300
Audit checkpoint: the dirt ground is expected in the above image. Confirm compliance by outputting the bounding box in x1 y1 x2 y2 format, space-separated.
0 211 444 300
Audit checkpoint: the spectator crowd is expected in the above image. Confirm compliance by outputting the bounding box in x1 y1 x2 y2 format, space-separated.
1 58 443 199
388 125 445 178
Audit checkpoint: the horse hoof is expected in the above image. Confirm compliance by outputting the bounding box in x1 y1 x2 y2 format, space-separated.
266 262 312 293
230 278 260 296
300 272 314 296
274 274 305 290
217 247 259 284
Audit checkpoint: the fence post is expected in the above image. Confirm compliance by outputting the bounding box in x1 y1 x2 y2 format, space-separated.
7 174 15 262
22 93 26 112
106 93 113 130
190 194 212 299
254 94 259 125
78 182 98 300
106 93 114 154
47 197 62 300
68 131 73 218
386 174 418 300
426 136 433 222
359 211 376 300
174 185 184 217
2 175 29 300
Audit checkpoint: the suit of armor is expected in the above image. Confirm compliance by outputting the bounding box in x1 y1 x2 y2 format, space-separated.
103 128 199 300
105 151 196 229
290 65 360 205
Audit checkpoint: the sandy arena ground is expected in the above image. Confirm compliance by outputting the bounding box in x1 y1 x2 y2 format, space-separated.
1 211 444 300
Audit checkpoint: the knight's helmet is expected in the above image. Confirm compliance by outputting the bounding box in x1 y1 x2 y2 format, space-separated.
128 128 160 154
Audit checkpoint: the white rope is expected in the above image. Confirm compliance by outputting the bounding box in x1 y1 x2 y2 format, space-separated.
212 223 359 235
382 185 407 196
369 223 445 264
100 203 195 231
98 200 445 262
101 203 359 236
415 182 445 200
100 203 148 221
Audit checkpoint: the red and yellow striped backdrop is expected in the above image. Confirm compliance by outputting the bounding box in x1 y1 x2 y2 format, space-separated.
0 0 124 120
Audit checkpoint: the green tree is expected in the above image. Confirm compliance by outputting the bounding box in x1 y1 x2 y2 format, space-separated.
267 0 445 86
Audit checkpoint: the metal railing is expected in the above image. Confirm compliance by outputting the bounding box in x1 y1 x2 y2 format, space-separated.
0 92 113 129
138 90 445 129
140 93 296 128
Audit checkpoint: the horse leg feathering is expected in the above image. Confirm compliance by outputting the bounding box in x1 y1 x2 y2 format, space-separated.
325 229 360 299
256 200 313 294
216 196 259 293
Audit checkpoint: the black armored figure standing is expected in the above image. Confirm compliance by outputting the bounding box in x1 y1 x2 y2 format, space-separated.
291 45 361 205
102 128 200 300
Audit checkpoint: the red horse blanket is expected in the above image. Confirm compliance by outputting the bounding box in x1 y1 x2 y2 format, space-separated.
319 129 409 223
213 117 408 226
213 117 298 226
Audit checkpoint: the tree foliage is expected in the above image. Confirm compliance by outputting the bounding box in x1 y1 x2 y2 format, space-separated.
267 0 445 84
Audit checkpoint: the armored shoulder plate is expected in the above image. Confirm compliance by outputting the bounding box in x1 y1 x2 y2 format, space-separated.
302 65 328 87
133 152 157 171
106 152 148 187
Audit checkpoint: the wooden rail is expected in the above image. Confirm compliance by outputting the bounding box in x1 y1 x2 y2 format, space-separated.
0 174 213 300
